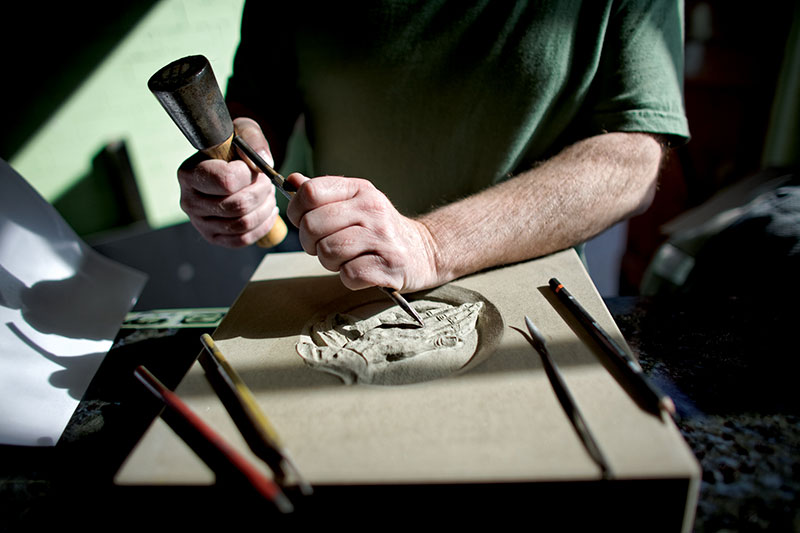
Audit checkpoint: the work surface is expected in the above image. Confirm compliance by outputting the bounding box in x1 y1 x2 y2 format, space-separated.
1 260 798 531
117 250 697 492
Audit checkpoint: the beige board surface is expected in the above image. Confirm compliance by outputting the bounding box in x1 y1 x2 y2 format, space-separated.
116 249 699 488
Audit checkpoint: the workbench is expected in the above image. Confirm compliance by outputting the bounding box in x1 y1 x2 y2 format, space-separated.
1 226 797 532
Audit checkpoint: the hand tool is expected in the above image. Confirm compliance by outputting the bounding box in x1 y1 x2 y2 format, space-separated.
148 54 289 247
549 278 675 417
134 365 294 512
199 334 313 495
379 287 424 326
522 317 611 479
149 55 423 326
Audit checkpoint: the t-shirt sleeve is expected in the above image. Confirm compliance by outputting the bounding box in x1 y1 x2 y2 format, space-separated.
589 0 690 145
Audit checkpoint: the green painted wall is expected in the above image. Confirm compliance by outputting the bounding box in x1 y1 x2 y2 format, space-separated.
9 0 246 234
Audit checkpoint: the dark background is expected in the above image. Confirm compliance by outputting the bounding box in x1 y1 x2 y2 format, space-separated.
0 1 797 295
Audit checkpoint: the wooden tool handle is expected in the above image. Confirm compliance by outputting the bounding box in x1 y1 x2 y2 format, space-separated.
202 135 288 248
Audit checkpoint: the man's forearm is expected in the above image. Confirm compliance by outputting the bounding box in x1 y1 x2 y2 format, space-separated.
417 132 665 285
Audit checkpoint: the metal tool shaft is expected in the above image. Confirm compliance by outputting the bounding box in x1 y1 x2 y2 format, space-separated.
380 287 425 327
232 135 295 200
524 316 611 479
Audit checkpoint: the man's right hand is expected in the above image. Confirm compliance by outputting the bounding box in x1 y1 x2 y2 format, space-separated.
177 117 280 248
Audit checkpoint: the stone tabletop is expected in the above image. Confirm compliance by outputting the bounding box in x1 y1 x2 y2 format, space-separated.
606 294 799 532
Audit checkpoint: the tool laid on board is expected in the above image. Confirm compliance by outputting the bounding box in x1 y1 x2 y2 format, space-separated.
148 55 424 326
198 334 313 496
522 316 611 479
549 278 675 418
133 365 295 513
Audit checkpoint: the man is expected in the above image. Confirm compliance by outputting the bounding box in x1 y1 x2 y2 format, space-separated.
178 1 688 294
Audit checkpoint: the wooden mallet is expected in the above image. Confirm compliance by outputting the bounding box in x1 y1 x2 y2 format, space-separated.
148 55 290 247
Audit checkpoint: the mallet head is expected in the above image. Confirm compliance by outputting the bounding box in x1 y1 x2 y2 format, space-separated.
148 55 233 152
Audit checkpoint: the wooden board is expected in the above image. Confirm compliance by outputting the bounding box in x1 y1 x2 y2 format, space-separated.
116 249 699 529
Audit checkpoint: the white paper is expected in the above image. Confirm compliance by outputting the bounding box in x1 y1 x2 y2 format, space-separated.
0 159 147 446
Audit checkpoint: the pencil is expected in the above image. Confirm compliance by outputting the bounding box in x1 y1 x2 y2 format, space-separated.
133 365 294 513
198 334 313 495
548 278 675 417
523 317 612 479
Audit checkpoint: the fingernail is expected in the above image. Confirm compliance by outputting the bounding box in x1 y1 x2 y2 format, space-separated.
258 150 275 167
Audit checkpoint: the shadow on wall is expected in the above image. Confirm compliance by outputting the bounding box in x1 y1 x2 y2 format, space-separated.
0 1 160 161
53 140 149 239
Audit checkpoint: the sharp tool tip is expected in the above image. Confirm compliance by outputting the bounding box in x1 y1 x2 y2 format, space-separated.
381 287 424 327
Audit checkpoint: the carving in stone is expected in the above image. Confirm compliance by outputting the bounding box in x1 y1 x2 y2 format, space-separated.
295 286 503 386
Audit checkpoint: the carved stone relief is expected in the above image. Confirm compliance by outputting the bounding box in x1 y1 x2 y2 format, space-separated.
296 285 503 385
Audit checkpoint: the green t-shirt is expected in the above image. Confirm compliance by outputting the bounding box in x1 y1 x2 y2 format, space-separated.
228 0 688 216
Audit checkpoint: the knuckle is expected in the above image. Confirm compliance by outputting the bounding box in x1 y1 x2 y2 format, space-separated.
216 170 239 194
214 165 248 194
229 211 263 234
176 167 190 184
315 238 336 258
177 167 201 195
222 187 269 218
180 192 213 219
339 259 376 290
221 194 252 217
363 194 390 216
301 241 317 256
356 185 390 215
338 266 363 290
316 254 340 273
351 176 374 189
179 194 195 214
298 216 320 240
355 177 379 196
301 179 324 206
224 218 250 234
299 235 318 256
315 237 348 263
